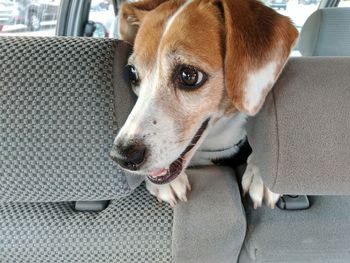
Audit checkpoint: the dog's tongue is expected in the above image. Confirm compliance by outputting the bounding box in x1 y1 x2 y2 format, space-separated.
150 168 168 177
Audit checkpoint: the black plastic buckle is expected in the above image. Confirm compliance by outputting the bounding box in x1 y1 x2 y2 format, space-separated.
277 195 310 210
74 200 109 212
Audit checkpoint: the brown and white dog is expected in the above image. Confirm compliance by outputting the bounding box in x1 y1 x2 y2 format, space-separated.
110 0 298 208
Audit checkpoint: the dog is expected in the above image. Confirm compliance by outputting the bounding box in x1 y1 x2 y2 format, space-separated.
110 0 298 208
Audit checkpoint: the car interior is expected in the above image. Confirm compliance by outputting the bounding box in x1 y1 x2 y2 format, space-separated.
0 0 349 262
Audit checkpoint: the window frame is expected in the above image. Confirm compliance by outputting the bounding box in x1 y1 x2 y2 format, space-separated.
56 0 91 36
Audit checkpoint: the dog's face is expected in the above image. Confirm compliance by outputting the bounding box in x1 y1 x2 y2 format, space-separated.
111 0 298 184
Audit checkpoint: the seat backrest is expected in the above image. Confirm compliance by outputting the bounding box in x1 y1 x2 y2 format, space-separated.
299 7 350 56
246 57 350 195
0 37 142 202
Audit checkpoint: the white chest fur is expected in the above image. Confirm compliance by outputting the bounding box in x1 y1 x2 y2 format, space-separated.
190 113 247 166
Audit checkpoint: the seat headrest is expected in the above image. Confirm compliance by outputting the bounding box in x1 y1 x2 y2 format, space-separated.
0 37 142 202
246 57 350 195
299 7 350 56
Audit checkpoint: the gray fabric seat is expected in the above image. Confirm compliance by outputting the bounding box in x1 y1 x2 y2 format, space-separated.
239 196 350 263
0 166 246 263
241 55 350 262
298 7 350 56
0 37 140 202
0 186 173 263
0 37 246 262
246 57 350 194
173 166 247 263
241 8 350 261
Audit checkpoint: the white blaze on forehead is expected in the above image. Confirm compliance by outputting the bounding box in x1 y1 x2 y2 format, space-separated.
244 61 277 115
163 0 193 36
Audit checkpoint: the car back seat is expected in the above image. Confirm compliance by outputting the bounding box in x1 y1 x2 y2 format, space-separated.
239 7 350 260
0 37 246 263
240 57 350 262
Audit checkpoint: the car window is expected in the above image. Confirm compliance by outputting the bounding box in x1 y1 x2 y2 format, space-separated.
262 0 319 56
338 0 350 7
89 0 320 39
0 0 60 36
120 0 319 33
264 0 319 31
88 0 115 38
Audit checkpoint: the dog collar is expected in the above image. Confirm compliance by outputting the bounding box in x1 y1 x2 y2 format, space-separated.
199 138 246 154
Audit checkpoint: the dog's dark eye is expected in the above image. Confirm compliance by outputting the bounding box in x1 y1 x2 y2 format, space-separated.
176 66 207 90
126 65 139 85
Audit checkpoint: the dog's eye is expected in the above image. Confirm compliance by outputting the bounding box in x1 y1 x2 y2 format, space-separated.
126 65 139 85
177 66 207 90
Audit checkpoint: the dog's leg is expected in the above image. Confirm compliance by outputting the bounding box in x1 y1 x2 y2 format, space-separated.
146 172 191 207
242 154 280 209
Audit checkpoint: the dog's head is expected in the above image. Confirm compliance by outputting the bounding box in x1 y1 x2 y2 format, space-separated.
110 0 298 184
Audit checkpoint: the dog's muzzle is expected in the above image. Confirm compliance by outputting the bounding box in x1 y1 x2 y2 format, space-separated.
110 118 210 185
147 118 210 185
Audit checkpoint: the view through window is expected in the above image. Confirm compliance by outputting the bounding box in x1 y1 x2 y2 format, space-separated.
0 0 61 36
263 0 319 31
338 0 350 7
88 0 115 38
2 0 343 38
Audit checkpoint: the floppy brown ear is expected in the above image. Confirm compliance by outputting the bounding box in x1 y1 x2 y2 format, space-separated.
215 0 298 116
118 0 168 44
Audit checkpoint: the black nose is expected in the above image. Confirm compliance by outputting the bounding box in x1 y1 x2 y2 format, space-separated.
110 141 146 171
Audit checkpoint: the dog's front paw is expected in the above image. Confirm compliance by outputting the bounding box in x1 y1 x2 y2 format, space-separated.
242 156 280 209
146 172 191 207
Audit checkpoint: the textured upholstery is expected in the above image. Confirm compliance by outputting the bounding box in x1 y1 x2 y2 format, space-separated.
246 57 350 194
0 185 173 263
241 13 350 262
0 166 247 263
239 196 350 263
0 37 140 202
298 8 350 56
0 37 248 263
172 166 246 263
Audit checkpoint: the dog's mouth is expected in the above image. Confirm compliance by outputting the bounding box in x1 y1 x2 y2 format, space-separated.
147 118 210 185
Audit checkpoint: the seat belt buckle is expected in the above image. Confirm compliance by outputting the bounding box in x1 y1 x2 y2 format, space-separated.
277 195 310 210
74 200 110 212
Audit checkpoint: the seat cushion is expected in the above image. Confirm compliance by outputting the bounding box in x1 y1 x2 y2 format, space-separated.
239 196 350 263
0 185 173 263
0 166 246 263
173 166 247 263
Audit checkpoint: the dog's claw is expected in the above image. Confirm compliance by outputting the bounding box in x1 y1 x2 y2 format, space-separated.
179 194 188 202
253 200 262 209
146 172 190 206
264 187 281 209
170 200 177 208
268 202 276 209
186 181 192 192
168 197 177 208
242 154 280 209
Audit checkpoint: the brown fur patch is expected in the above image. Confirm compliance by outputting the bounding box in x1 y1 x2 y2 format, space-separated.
212 0 298 114
119 0 170 44
155 1 226 139
118 0 298 145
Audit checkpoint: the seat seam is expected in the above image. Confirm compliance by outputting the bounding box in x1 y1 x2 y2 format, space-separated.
312 10 323 56
271 89 279 190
